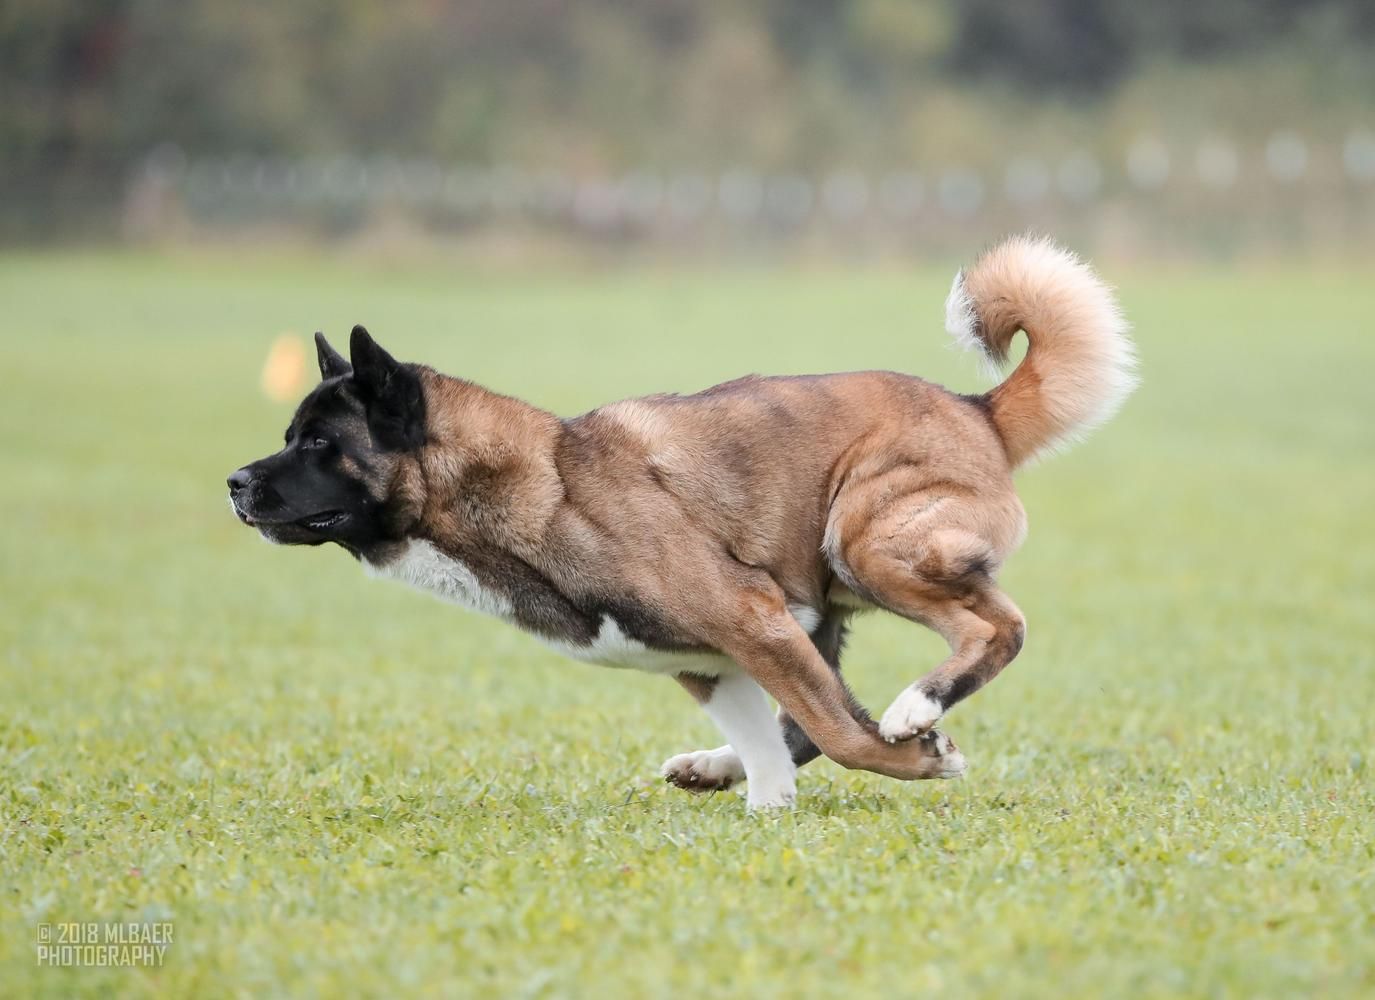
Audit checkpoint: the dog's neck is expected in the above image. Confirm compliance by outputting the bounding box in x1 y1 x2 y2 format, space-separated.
409 370 565 552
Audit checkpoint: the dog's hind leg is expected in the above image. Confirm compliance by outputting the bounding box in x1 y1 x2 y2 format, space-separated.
876 581 1024 742
833 502 1026 742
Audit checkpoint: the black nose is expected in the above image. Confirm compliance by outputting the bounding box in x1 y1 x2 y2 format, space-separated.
227 467 253 492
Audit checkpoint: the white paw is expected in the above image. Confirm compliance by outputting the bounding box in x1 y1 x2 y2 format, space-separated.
746 775 798 810
753 786 797 808
879 687 944 743
661 746 744 792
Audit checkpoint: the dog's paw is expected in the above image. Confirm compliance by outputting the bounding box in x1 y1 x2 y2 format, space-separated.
661 746 745 793
746 780 797 811
918 730 967 779
879 686 944 743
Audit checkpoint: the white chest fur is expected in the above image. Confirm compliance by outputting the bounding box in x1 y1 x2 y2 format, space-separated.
364 539 514 620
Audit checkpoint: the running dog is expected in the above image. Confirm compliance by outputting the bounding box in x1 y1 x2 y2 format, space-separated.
228 235 1137 809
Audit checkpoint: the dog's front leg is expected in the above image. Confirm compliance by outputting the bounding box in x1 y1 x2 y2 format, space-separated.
665 671 797 809
718 589 966 783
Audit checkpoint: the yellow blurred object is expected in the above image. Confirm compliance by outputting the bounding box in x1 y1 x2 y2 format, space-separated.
261 334 308 402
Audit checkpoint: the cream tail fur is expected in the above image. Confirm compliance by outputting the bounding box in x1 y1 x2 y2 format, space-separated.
945 235 1139 468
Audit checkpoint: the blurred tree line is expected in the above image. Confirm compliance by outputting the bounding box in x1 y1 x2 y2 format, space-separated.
4 0 1373 239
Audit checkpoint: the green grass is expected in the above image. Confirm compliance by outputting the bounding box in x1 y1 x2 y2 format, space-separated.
1 251 1372 999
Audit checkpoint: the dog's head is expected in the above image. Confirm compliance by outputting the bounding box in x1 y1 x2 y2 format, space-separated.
227 326 425 552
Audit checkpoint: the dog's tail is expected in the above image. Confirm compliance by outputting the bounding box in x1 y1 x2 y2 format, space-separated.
945 235 1137 469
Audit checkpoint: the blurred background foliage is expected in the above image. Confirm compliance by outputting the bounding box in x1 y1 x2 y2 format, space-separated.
3 0 1374 254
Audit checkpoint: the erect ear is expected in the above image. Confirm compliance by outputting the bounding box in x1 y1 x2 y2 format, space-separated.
349 324 425 450
314 332 352 380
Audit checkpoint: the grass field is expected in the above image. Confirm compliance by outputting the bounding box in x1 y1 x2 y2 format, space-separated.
2 250 1372 998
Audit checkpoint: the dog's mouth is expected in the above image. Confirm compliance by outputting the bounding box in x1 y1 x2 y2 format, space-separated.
230 497 347 533
298 511 348 531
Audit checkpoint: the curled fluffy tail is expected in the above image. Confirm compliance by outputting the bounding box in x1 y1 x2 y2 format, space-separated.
946 235 1137 469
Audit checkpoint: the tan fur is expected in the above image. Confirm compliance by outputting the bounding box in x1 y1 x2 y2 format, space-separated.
373 236 1134 789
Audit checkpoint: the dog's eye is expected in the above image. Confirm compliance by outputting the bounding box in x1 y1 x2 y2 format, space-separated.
302 436 329 451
